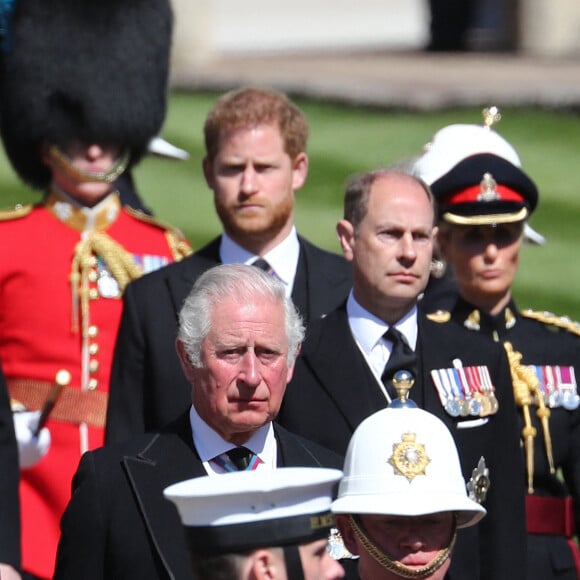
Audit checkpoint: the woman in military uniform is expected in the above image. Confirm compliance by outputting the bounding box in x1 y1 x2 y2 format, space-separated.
414 118 580 580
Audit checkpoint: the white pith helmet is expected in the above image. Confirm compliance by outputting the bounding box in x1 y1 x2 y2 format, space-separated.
331 406 486 529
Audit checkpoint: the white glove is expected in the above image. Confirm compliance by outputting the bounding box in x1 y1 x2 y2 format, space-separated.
13 411 51 469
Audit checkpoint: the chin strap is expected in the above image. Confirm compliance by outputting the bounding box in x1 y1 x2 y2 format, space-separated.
47 145 130 183
283 545 305 580
348 516 456 579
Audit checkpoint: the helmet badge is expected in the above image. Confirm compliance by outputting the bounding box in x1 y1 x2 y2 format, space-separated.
388 432 430 482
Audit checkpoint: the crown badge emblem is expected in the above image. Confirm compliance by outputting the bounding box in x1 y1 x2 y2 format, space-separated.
388 432 430 482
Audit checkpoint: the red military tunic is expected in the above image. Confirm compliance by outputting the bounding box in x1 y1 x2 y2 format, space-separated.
0 190 190 578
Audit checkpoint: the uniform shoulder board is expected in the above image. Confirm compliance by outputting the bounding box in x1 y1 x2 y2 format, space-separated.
0 204 33 221
521 309 580 337
426 310 451 323
124 206 192 261
124 206 173 230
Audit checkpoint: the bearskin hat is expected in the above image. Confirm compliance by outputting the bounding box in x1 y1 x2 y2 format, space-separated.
0 0 173 189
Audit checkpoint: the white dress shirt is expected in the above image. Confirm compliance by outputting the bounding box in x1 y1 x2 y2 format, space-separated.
346 291 418 402
189 404 277 475
219 227 300 298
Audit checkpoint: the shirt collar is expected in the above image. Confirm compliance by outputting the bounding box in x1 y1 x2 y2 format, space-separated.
45 187 121 232
189 404 276 465
219 228 300 295
346 291 418 355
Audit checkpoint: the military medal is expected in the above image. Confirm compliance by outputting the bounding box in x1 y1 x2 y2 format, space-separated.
327 528 354 560
445 398 462 417
528 364 579 410
431 364 498 418
97 267 121 298
454 362 482 417
134 253 170 275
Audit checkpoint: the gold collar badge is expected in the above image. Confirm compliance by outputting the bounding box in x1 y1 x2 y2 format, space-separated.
464 309 481 331
388 432 430 482
505 307 516 329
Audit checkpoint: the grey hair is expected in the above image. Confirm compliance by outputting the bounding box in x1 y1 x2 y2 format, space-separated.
178 264 304 367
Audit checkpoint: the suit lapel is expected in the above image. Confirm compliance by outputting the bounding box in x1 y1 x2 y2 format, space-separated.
302 308 387 431
123 414 204 579
165 237 221 317
294 237 352 323
275 424 318 466
291 242 309 322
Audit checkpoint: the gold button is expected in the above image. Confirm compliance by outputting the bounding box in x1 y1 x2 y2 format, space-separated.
88 271 98 282
88 379 98 391
88 326 98 338
89 343 99 356
89 359 99 373
89 288 99 300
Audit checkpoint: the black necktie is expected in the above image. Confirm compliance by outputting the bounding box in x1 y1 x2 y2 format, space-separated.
381 327 418 399
226 447 253 471
251 258 273 273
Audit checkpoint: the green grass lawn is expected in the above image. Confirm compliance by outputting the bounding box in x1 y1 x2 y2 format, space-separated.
1 90 579 320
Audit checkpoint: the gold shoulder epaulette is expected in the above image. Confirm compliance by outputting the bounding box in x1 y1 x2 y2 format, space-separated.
0 204 33 221
426 310 451 323
124 206 173 229
521 309 580 337
124 207 192 261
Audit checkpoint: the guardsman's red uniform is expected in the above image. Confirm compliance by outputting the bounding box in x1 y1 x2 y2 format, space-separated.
0 189 190 577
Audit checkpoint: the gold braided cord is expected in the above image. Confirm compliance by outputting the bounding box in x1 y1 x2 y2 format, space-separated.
89 232 142 291
514 354 555 475
348 516 455 579
504 342 536 493
165 230 193 261
521 309 580 337
504 342 555 492
69 232 143 335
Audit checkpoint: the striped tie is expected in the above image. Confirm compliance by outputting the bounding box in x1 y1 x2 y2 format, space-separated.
226 447 254 471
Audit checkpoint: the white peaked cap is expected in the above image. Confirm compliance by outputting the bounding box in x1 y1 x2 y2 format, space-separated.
413 123 521 186
331 406 486 529
413 122 545 244
164 467 342 554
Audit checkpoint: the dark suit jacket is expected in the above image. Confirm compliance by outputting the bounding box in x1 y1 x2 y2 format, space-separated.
105 235 352 444
277 305 526 580
0 367 20 570
54 413 343 580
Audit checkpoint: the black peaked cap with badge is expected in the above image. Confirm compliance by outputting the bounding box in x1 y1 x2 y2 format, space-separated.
0 0 173 190
430 153 539 225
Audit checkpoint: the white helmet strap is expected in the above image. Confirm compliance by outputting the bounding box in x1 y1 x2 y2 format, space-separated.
348 515 457 579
